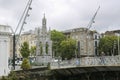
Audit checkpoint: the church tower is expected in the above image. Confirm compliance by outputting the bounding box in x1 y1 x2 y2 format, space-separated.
42 14 47 34
36 14 52 65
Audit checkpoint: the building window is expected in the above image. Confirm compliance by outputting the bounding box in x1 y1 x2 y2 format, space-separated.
46 42 49 54
95 48 97 56
95 35 97 39
76 35 78 39
4 26 6 31
95 41 97 47
40 42 43 55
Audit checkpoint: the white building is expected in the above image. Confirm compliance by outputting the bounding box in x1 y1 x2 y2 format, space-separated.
0 25 11 76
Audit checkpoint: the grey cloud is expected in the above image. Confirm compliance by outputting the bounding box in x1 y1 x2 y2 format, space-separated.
0 0 120 33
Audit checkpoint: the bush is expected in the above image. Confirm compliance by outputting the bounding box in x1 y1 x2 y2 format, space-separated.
0 76 7 80
21 58 31 70
8 71 18 80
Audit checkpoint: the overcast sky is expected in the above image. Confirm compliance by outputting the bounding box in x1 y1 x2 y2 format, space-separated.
0 0 120 33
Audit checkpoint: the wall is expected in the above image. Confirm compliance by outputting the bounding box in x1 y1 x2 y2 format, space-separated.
0 36 10 76
0 25 11 76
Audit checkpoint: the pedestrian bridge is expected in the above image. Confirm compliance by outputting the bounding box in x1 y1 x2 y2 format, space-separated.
15 55 120 80
32 55 120 80
50 55 120 69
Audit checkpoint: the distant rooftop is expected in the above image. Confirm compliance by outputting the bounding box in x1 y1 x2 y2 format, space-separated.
0 25 11 33
63 27 88 33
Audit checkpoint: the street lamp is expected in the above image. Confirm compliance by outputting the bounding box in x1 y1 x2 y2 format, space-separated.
113 40 116 55
117 33 120 55
77 41 80 65
115 32 120 55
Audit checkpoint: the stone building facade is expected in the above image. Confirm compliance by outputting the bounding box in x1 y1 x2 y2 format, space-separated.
63 28 100 57
17 30 37 57
104 30 120 36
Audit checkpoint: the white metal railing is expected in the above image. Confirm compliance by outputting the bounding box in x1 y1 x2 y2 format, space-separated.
50 55 120 69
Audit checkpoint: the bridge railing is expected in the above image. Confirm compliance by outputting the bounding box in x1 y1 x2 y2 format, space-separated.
50 55 120 68
81 55 120 66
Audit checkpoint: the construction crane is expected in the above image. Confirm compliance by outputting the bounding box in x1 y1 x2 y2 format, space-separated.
12 0 33 70
87 6 100 31
86 6 100 56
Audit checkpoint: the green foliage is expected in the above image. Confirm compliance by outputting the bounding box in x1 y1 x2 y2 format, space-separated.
0 76 7 80
0 71 18 80
51 30 66 57
20 42 30 58
21 58 31 70
0 71 30 80
46 43 49 54
16 72 30 80
30 46 36 56
51 30 77 59
31 62 44 66
8 71 18 80
40 43 43 55
98 36 119 55
60 38 76 60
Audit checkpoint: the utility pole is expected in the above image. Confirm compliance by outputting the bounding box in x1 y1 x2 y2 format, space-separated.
113 40 116 55
78 41 80 65
12 34 16 70
12 0 32 70
86 6 100 56
118 32 120 55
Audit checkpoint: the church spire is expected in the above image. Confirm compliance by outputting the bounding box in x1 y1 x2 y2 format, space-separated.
42 13 47 33
44 13 45 18
42 13 46 26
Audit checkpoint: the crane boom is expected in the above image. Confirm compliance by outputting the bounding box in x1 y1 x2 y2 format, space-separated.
87 6 100 30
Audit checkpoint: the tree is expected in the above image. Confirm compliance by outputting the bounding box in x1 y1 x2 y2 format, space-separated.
8 71 18 80
20 42 30 58
19 42 31 70
98 36 119 55
37 42 43 55
51 30 66 57
21 58 31 70
60 38 76 60
30 46 36 57
46 42 49 54
1 76 7 80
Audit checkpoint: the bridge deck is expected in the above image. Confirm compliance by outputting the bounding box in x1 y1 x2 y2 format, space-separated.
51 66 120 76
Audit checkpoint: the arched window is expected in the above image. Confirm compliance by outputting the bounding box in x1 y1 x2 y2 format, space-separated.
46 42 49 54
40 42 43 55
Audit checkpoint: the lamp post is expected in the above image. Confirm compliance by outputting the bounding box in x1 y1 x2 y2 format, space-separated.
78 41 80 65
118 32 120 55
113 40 116 55
115 32 120 55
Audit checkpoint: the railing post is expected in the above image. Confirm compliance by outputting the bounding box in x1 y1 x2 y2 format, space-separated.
116 72 119 80
102 72 106 80
86 73 91 80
